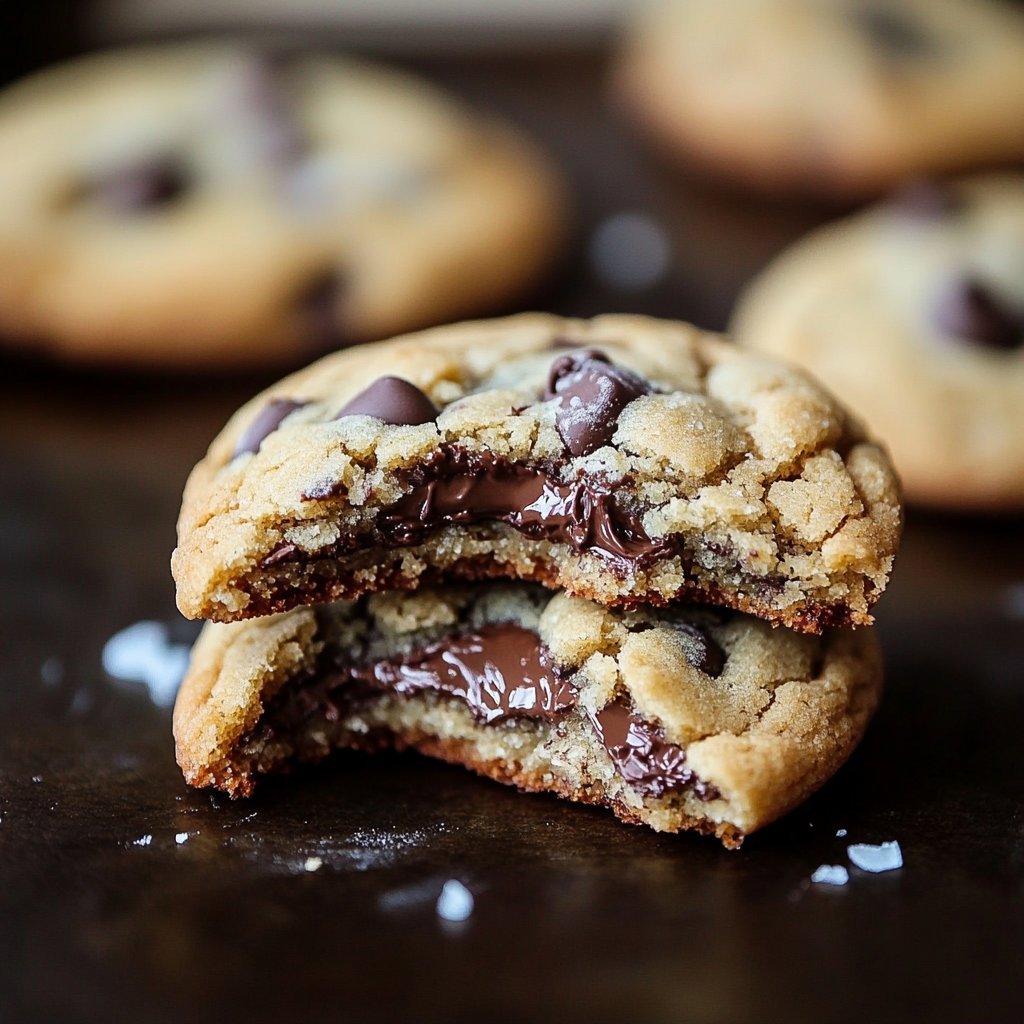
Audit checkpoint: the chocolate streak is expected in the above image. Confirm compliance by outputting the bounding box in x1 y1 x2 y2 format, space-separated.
377 448 669 568
254 623 715 800
591 699 718 801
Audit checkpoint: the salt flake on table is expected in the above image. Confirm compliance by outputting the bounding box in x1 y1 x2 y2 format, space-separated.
175 832 193 845
436 879 474 922
811 864 849 886
304 856 323 872
836 828 847 838
848 840 903 872
101 621 191 708
133 835 152 847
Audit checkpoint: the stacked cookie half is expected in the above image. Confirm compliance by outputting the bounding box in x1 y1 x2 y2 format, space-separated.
171 314 901 847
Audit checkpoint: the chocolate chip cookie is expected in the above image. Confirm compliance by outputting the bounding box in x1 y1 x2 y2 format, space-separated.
174 583 882 847
172 314 902 631
733 175 1024 509
616 0 1024 198
0 43 564 368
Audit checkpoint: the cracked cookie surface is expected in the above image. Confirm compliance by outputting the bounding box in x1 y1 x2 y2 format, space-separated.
172 313 901 631
174 583 882 847
0 43 563 368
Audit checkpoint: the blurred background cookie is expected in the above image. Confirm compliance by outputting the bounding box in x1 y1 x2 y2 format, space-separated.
0 42 566 369
616 0 1024 200
732 175 1024 510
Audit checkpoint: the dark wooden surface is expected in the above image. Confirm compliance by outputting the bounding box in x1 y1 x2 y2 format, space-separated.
2 49 1023 1024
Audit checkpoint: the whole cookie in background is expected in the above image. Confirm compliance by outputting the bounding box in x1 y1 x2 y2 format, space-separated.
732 175 1024 510
616 0 1024 200
174 583 883 848
0 43 565 369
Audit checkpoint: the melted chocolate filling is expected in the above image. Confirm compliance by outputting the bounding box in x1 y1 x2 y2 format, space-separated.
374 447 669 567
352 623 574 725
252 621 716 800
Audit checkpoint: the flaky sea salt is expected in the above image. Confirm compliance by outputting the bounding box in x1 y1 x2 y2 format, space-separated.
132 835 152 847
102 621 191 708
848 840 903 873
811 864 849 887
304 856 323 872
436 879 474 922
175 832 192 845
835 828 848 838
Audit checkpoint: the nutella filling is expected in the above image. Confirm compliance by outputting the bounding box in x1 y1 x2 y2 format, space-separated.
590 698 718 801
376 447 669 567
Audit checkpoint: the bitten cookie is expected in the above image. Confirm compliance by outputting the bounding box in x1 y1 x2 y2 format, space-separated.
616 0 1024 199
733 175 1024 510
172 314 902 632
0 43 564 369
173 583 883 847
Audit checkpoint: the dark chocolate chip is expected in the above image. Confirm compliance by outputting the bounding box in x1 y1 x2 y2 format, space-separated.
889 179 961 220
931 278 1024 351
334 377 438 426
669 621 726 678
854 3 935 59
92 157 189 214
233 398 307 458
544 350 653 457
627 619 725 677
293 270 349 356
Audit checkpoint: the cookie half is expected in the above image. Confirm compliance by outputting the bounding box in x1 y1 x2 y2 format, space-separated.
173 584 882 847
733 175 1024 509
0 43 564 368
172 314 901 632
616 0 1024 199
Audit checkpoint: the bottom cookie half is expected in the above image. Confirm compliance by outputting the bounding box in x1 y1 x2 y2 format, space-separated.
173 585 882 848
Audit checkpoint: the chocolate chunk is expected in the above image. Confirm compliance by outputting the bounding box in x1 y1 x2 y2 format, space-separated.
854 4 934 60
233 398 307 458
932 278 1024 351
377 447 669 567
92 157 189 213
334 377 439 426
293 270 349 356
544 350 654 457
889 179 961 220
591 699 717 800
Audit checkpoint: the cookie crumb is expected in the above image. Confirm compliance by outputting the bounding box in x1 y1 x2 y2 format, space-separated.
436 879 474 922
848 840 902 872
304 856 323 872
811 864 849 886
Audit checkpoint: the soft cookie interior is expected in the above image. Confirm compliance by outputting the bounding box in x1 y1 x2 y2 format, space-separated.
173 583 883 847
173 315 902 633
